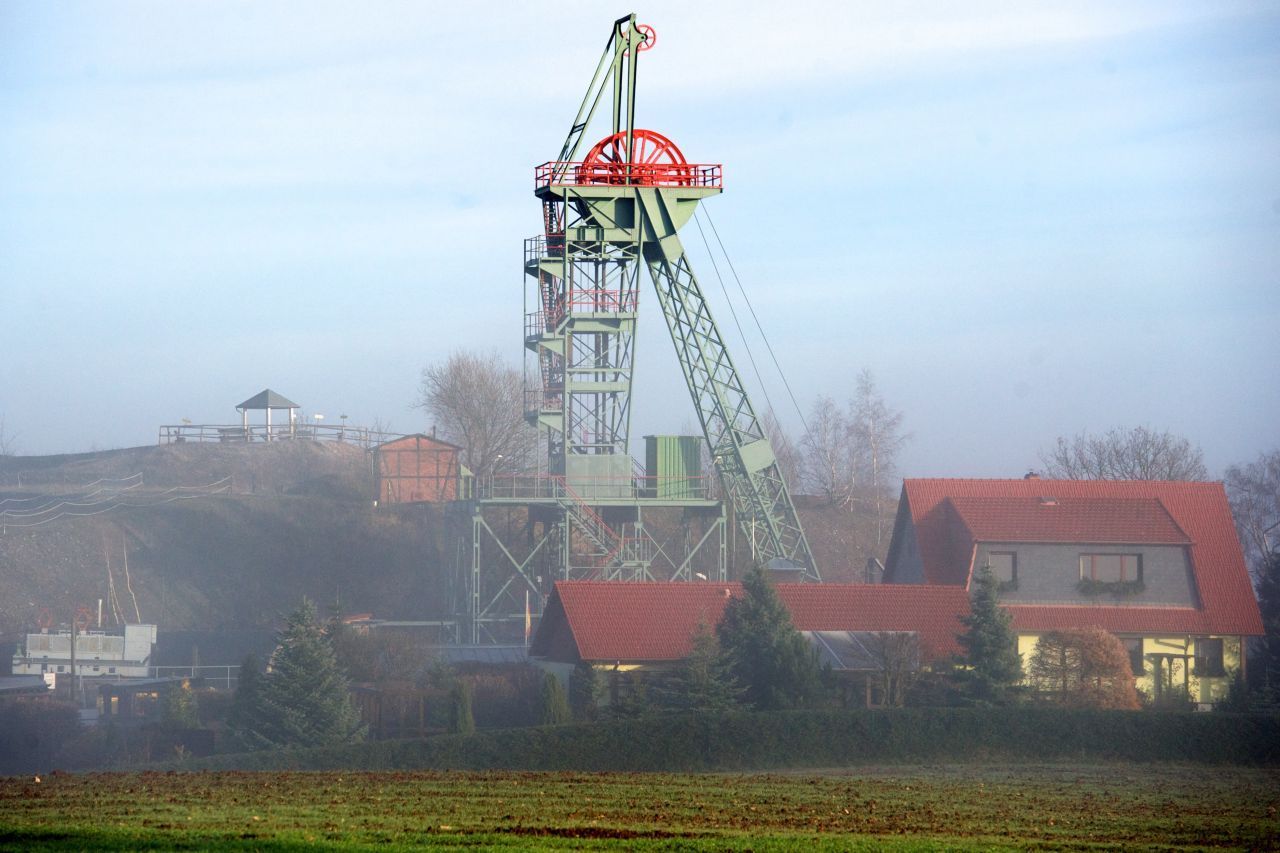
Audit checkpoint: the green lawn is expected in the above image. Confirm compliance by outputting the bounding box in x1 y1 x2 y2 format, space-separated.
2 764 1277 850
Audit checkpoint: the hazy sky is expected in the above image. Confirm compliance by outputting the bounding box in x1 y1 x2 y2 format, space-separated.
2 1 1277 478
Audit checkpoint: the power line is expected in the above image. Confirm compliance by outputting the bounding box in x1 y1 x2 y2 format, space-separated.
698 207 812 440
692 210 781 434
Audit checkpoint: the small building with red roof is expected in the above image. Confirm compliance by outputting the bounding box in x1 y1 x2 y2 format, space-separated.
530 580 970 706
374 433 470 504
883 477 1263 706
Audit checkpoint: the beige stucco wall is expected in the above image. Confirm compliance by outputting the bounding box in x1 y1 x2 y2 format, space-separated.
1015 633 1241 707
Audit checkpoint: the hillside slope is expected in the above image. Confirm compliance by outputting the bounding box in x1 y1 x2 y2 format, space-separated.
0 442 887 645
0 442 456 639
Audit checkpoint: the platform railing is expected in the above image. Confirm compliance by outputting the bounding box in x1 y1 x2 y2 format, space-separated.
150 665 241 690
566 288 638 312
536 161 723 189
158 423 396 449
476 472 710 502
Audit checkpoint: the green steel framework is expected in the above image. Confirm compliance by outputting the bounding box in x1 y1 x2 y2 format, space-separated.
460 14 817 644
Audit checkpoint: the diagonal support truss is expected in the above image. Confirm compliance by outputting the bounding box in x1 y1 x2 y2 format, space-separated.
637 190 819 579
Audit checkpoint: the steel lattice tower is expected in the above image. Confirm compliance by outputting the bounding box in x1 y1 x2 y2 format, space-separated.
460 14 816 644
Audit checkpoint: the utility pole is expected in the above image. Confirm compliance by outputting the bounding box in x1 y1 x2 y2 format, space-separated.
68 618 78 708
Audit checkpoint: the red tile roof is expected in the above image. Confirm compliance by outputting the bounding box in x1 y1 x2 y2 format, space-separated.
777 583 969 662
530 581 970 665
948 496 1190 545
534 581 737 663
1006 604 1210 636
892 479 1262 637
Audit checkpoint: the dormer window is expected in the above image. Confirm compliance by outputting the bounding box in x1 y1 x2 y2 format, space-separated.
988 552 1017 584
1079 553 1142 583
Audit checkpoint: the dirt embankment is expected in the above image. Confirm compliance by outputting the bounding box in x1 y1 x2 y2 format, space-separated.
0 442 456 641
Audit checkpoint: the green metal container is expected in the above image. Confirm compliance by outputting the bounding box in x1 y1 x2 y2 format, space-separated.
645 435 703 499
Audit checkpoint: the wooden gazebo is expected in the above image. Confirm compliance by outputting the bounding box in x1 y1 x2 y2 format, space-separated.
236 389 299 440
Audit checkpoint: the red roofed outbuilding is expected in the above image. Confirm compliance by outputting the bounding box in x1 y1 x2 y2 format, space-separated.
375 434 469 504
531 581 969 667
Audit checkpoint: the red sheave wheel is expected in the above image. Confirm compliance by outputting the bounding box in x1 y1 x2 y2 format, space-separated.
576 129 693 186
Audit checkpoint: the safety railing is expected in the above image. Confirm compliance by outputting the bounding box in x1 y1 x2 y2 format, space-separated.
523 387 563 418
525 310 558 339
536 161 723 189
158 423 395 449
476 472 710 502
151 665 241 691
566 288 637 313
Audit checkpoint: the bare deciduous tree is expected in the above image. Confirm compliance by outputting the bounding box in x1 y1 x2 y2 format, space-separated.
788 373 907 579
851 369 908 545
414 350 531 479
1224 449 1280 577
1039 426 1207 481
798 372 908 518
866 631 919 707
0 415 16 456
800 395 858 507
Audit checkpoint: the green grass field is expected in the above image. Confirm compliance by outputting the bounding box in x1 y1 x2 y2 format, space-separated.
2 763 1278 850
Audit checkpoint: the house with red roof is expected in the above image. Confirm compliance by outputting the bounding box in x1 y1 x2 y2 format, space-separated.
883 477 1264 706
530 580 969 706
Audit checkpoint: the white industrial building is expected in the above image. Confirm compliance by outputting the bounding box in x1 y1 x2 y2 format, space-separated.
11 624 157 679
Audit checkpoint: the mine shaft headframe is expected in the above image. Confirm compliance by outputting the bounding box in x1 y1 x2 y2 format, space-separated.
550 14 654 182
532 16 819 580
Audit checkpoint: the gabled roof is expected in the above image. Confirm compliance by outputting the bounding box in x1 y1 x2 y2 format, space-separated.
532 582 736 663
890 478 1262 637
949 496 1191 545
236 389 299 410
530 581 969 665
375 433 464 451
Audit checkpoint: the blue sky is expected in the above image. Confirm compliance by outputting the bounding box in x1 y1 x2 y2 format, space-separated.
2 1 1277 478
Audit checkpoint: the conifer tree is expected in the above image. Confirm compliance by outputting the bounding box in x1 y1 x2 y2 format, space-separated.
538 672 572 725
449 680 475 735
255 598 364 748
718 567 824 710
957 564 1024 703
227 653 272 750
569 661 602 721
660 620 741 711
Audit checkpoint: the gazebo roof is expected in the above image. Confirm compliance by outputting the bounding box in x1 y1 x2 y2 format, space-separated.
236 389 299 411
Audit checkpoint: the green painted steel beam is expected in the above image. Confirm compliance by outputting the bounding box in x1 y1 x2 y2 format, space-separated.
634 188 819 579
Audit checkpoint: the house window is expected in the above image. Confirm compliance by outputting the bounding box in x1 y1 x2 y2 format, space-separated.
1123 638 1145 675
987 552 1017 583
1079 554 1142 583
1194 638 1225 677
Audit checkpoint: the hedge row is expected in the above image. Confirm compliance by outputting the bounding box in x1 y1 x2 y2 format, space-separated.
182 707 1280 772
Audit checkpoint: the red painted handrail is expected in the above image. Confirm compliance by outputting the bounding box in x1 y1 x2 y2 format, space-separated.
535 161 722 189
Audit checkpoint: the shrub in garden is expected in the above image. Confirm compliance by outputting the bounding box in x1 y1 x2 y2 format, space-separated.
1029 627 1139 710
449 680 475 735
539 672 572 725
